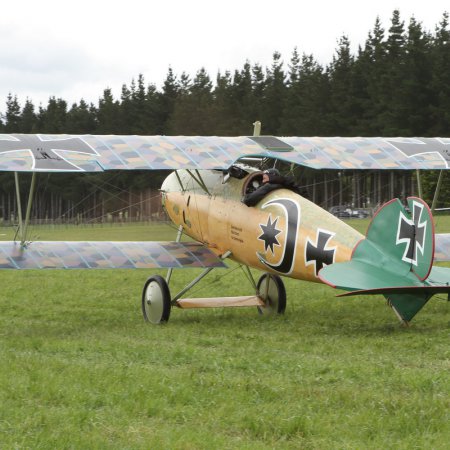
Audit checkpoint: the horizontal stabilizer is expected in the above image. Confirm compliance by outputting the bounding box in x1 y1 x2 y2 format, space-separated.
320 260 450 323
319 260 425 292
337 285 450 297
321 262 450 296
0 241 226 270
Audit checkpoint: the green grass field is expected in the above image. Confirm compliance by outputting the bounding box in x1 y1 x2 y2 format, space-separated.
0 220 449 449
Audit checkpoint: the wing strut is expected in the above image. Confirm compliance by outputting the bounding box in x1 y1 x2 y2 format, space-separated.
186 170 211 195
174 171 185 192
13 172 37 246
416 169 423 199
175 168 211 195
166 225 183 284
14 172 24 241
431 170 445 214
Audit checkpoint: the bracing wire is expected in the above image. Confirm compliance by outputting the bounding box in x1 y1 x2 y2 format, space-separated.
58 172 124 220
179 263 244 298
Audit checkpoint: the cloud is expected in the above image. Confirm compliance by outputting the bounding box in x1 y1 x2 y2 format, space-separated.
0 26 120 107
0 0 448 113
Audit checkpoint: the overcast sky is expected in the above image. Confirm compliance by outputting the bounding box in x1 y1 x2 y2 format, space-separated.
0 0 448 112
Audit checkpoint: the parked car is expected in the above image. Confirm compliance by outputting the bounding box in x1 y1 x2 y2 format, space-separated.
329 206 352 218
351 209 370 219
329 206 370 219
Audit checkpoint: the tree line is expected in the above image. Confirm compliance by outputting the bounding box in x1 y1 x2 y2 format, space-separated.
0 10 449 221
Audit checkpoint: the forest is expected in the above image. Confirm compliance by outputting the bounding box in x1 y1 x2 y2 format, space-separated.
0 9 449 223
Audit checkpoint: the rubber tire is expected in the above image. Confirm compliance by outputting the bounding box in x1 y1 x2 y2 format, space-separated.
142 275 171 324
256 273 287 315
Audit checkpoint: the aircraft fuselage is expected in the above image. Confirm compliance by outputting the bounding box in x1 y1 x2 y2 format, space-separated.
162 169 363 283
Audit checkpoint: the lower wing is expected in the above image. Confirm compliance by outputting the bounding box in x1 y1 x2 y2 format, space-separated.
0 241 226 270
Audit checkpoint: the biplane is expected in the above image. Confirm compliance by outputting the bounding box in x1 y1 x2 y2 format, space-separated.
0 131 449 326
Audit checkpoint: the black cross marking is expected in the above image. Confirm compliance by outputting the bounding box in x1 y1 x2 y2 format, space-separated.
0 134 98 171
387 138 450 163
396 202 426 265
305 230 336 276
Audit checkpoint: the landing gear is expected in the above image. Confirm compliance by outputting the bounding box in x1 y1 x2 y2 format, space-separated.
142 275 172 324
142 264 286 323
257 273 286 315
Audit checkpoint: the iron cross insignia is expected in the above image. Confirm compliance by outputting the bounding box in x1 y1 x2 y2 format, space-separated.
305 230 336 276
396 201 426 265
0 134 98 171
387 138 450 165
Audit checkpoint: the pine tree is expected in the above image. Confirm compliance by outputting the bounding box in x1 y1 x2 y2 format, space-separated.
168 68 216 134
144 83 162 134
429 12 450 135
262 52 286 134
287 47 301 86
36 97 68 133
251 63 266 128
213 70 239 135
4 94 21 132
20 99 38 132
357 17 387 134
281 51 329 135
97 88 121 133
126 74 160 134
190 67 213 97
119 82 133 134
133 75 147 132
158 67 180 134
327 36 357 135
378 10 408 135
66 99 97 134
179 72 192 93
228 62 257 134
350 45 372 135
402 17 433 135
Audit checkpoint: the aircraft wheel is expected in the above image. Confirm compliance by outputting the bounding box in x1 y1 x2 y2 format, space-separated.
256 273 286 315
142 275 171 324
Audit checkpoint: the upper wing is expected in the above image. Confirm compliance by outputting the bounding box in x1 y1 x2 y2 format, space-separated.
0 241 226 269
0 134 260 172
0 134 449 172
274 137 450 170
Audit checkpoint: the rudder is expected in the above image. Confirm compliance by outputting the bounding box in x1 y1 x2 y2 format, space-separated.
365 197 434 281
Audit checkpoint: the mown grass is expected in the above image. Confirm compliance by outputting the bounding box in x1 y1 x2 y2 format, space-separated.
0 220 449 449
0 222 179 242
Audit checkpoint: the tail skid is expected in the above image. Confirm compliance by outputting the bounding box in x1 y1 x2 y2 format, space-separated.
320 197 449 324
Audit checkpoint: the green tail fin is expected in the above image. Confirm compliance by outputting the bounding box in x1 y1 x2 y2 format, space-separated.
319 197 445 323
